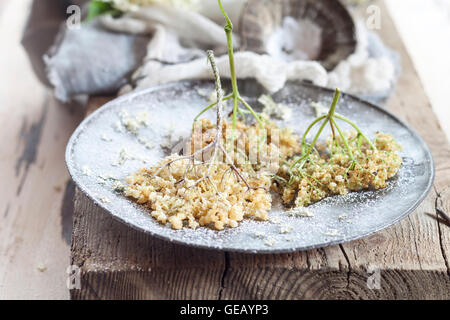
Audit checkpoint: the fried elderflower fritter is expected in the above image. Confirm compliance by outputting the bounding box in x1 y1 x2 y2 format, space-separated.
276 131 402 207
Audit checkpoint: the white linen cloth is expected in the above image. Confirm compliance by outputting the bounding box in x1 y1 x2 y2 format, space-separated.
97 3 397 99
98 3 329 94
43 1 398 103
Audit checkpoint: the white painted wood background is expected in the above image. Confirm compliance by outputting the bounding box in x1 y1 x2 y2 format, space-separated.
0 0 449 299
386 0 450 141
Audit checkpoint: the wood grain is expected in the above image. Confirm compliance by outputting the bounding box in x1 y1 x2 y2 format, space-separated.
0 0 85 299
70 0 450 299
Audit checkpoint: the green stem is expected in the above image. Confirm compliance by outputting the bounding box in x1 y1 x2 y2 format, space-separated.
334 114 377 151
193 94 233 123
232 96 238 139
217 0 264 138
331 118 356 165
327 88 341 118
300 115 327 153
356 134 363 155
238 97 263 127
217 0 232 31
237 106 245 119
300 171 324 187
290 89 341 170
290 118 328 170
218 0 239 99
218 0 241 143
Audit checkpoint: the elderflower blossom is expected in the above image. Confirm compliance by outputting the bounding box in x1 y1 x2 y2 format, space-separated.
101 0 200 12
277 131 402 207
125 118 302 231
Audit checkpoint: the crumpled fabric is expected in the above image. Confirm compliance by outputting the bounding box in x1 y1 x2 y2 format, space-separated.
327 20 400 105
97 4 329 95
104 9 398 104
98 4 231 47
44 20 149 101
37 1 399 104
125 50 327 94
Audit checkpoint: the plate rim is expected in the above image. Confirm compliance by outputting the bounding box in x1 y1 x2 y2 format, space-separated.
65 80 435 254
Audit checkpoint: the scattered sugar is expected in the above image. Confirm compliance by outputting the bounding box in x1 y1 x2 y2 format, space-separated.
97 177 107 185
113 121 124 133
112 148 134 166
287 207 315 217
325 229 340 237
113 181 126 193
312 101 329 117
264 237 276 247
270 215 281 224
82 165 91 176
100 196 111 204
67 81 424 252
279 224 293 234
136 111 150 126
118 109 150 135
100 133 113 142
138 136 154 149
253 231 266 239
259 94 292 121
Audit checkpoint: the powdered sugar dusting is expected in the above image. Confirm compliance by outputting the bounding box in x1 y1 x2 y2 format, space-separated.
66 80 433 253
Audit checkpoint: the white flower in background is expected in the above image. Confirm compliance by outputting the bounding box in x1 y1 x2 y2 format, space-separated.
102 0 200 11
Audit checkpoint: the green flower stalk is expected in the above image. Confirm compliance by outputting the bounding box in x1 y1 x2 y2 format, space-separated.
290 88 377 174
193 0 263 139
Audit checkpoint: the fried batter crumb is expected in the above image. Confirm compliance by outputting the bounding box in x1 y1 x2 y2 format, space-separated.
125 157 272 230
277 131 402 207
125 118 402 231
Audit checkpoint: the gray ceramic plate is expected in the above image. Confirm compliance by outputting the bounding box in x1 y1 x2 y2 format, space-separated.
66 80 434 253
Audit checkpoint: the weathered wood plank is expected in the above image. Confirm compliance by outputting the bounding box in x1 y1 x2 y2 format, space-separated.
71 190 225 300
0 0 84 299
70 0 450 299
436 186 450 274
0 95 83 300
71 188 450 299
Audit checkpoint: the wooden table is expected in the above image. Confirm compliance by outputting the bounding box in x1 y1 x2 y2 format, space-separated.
69 1 450 299
1 0 448 299
0 0 86 299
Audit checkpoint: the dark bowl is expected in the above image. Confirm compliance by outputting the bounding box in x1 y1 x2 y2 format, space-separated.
240 0 357 70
